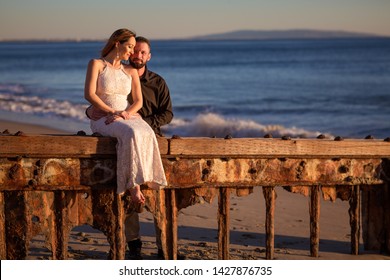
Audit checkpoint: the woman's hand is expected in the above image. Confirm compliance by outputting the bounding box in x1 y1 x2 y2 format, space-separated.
119 110 130 120
104 113 121 125
104 110 131 125
86 106 109 121
129 185 145 204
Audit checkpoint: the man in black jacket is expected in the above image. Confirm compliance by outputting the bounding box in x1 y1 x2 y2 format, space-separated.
125 36 173 259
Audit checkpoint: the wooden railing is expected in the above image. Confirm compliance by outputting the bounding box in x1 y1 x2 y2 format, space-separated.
1 134 389 259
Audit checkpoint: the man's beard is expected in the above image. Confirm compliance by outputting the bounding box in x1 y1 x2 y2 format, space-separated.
129 59 145 69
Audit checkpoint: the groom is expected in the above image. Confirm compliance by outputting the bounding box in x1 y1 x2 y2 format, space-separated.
125 36 173 259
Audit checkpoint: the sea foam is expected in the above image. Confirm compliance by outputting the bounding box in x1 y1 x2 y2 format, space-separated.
163 113 327 138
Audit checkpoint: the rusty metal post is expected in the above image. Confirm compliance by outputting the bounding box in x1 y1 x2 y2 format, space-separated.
54 191 68 259
166 189 178 260
5 191 29 259
171 189 178 260
361 159 390 254
114 193 125 259
0 191 6 259
154 189 168 259
381 159 390 254
385 182 390 254
156 189 177 260
349 185 360 255
262 186 275 260
309 185 320 257
218 187 230 260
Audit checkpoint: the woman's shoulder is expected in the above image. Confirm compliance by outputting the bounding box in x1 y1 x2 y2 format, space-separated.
89 58 105 66
87 58 106 72
122 64 137 76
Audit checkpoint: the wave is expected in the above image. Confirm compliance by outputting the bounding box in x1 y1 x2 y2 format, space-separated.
163 113 328 138
1 83 328 138
0 83 88 124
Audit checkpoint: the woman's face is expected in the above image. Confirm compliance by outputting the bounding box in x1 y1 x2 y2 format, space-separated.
118 37 136 61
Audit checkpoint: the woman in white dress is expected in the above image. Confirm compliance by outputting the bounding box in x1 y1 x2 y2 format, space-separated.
84 28 167 206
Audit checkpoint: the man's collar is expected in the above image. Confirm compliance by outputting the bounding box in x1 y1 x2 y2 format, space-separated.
140 65 151 81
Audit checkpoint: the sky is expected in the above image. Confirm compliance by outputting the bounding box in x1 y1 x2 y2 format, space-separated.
0 0 389 40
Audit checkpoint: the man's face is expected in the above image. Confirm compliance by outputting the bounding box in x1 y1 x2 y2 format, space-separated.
129 42 151 69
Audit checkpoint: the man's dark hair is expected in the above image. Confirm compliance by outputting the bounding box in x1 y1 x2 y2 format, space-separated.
136 36 151 51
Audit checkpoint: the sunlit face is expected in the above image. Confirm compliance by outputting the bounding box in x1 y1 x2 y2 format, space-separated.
129 42 151 69
118 37 136 61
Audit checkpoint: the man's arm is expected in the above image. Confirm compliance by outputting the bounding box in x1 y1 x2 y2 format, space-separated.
143 81 173 131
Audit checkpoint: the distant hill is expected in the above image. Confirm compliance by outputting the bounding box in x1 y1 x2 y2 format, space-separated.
188 29 383 40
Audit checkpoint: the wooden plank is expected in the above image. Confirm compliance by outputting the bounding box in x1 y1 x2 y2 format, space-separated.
1 135 389 158
169 138 390 158
0 135 169 157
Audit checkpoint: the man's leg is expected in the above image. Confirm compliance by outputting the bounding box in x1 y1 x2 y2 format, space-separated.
154 217 163 257
125 210 142 259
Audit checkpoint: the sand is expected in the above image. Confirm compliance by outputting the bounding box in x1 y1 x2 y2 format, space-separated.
1 119 389 260
0 119 71 135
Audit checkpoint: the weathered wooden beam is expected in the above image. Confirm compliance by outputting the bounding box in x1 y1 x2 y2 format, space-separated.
0 135 168 157
169 138 390 158
2 136 390 158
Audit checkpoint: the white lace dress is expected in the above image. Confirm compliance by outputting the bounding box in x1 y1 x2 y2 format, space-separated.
90 60 167 194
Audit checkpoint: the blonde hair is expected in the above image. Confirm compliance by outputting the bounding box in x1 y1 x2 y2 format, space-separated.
101 28 136 57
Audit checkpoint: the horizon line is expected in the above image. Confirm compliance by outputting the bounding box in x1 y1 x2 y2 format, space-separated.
1 28 389 42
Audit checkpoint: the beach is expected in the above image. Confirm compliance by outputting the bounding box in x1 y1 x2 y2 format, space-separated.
1 118 389 261
0 119 71 135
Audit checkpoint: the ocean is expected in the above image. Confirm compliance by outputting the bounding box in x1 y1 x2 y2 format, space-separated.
0 38 389 138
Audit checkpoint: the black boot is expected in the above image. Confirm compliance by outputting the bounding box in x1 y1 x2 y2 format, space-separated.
127 239 142 260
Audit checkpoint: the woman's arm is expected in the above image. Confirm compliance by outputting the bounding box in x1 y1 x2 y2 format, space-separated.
121 67 143 119
84 59 116 115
